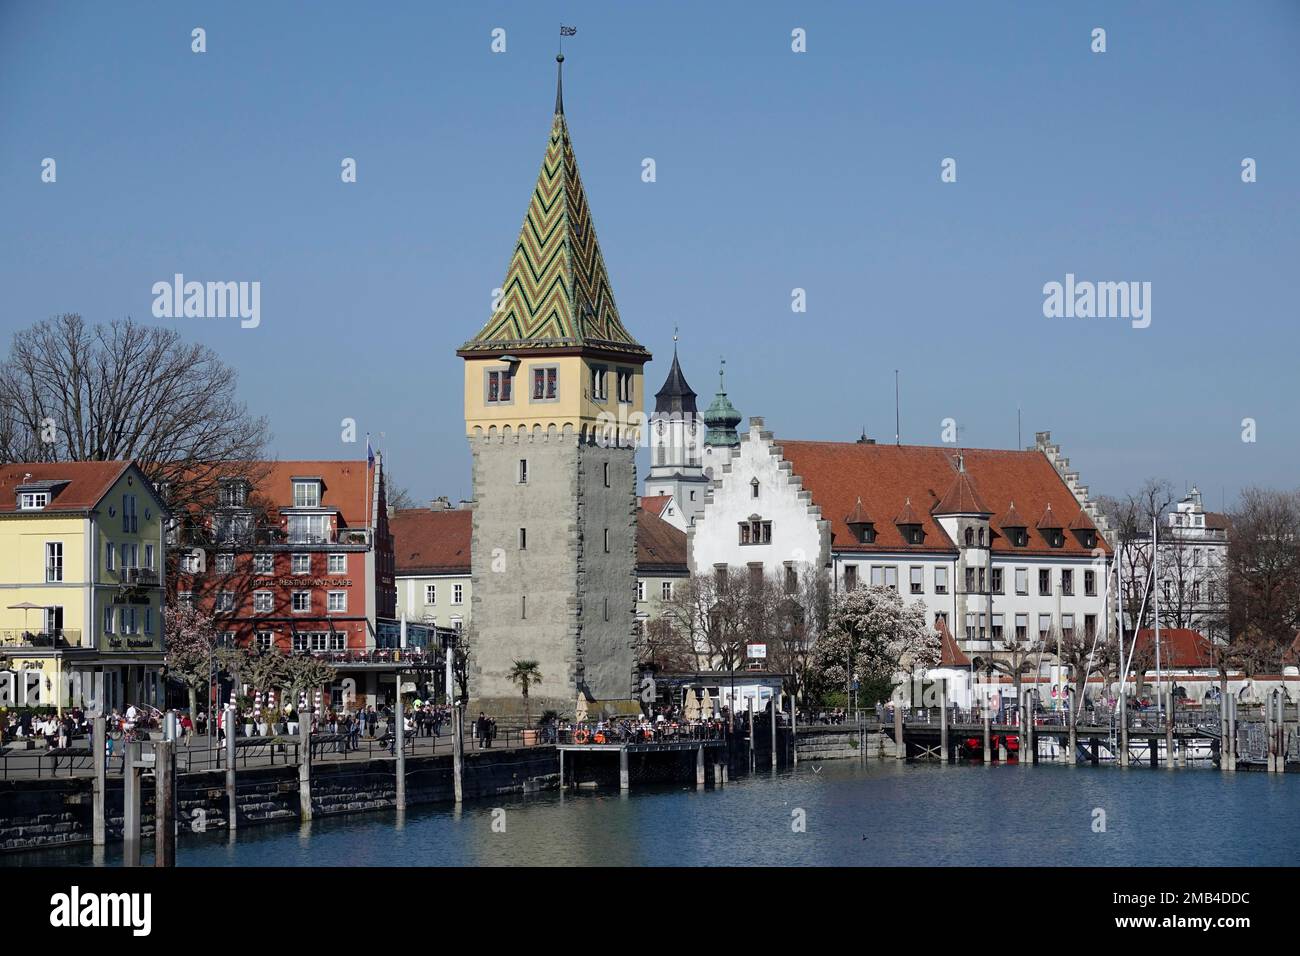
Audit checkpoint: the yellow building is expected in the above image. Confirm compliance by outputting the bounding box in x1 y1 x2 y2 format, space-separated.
0 461 167 713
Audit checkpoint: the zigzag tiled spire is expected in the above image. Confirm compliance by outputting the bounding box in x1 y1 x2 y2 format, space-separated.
460 55 647 357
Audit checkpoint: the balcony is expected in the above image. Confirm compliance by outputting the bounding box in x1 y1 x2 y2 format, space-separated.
0 628 85 649
118 567 160 586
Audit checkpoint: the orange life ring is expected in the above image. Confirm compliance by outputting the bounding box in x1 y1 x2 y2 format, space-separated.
593 731 607 744
574 729 590 744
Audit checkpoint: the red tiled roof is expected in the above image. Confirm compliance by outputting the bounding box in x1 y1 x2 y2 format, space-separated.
1036 503 1063 529
639 495 672 517
391 508 472 574
933 469 992 516
0 461 134 514
936 618 971 668
999 501 1027 528
637 507 688 573
389 506 688 576
894 497 923 525
1069 507 1097 531
1133 628 1215 669
845 496 873 526
777 441 1109 556
1205 512 1231 532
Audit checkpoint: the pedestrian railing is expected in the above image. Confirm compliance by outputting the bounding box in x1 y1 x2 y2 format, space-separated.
555 723 725 746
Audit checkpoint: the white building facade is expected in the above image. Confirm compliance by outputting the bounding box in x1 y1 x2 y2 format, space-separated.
690 419 1114 672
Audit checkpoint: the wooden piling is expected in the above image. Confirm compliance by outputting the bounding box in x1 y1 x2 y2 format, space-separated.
1119 690 1129 768
619 747 630 791
939 684 949 764
298 707 312 821
982 707 991 764
696 745 706 787
1165 687 1175 770
452 704 464 803
770 697 778 770
894 703 905 760
123 740 141 867
224 705 238 830
1226 697 1237 773
394 696 406 811
154 740 175 868
92 715 106 847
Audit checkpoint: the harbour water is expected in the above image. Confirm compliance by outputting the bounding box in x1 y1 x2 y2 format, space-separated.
8 760 1298 867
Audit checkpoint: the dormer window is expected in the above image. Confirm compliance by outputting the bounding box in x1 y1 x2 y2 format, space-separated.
19 491 49 510
292 480 322 508
219 479 249 508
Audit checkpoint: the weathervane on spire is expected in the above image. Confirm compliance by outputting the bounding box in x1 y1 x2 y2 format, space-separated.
556 26 576 114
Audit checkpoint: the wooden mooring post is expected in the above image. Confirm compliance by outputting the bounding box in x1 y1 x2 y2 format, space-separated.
224 704 238 830
1165 687 1175 770
452 703 464 803
696 745 706 788
394 695 406 811
1119 690 1129 768
790 700 798 767
982 706 991 764
154 740 175 868
770 698 777 771
1024 691 1036 765
122 740 141 867
1226 697 1237 773
939 683 949 764
298 708 313 821
894 703 904 760
92 714 106 847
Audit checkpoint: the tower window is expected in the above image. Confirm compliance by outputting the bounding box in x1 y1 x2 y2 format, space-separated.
751 478 760 499
521 595 527 619
486 368 513 404
531 366 559 402
519 528 527 550
616 369 633 403
518 459 528 483
603 529 610 552
591 366 608 402
603 462 610 487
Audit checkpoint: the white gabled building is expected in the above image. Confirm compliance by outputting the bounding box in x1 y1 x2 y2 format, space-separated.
690 418 1114 671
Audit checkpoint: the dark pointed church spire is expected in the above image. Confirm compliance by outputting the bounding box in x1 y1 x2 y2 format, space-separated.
654 328 698 415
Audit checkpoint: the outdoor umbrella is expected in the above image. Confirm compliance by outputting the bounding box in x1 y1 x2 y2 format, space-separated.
7 601 45 635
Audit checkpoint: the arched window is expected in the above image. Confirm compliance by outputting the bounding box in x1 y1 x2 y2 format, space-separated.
978 527 985 546
964 527 974 546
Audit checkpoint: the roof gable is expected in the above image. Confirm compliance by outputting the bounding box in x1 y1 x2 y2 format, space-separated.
0 461 134 514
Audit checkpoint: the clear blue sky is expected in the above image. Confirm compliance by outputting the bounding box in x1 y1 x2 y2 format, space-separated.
3 1 1297 511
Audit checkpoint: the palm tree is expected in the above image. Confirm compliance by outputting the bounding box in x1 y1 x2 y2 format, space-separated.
508 660 543 727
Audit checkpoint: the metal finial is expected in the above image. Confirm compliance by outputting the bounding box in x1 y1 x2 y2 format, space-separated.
719 356 726 393
555 54 564 114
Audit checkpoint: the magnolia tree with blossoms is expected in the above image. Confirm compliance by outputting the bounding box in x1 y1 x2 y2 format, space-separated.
811 584 939 707
164 604 223 719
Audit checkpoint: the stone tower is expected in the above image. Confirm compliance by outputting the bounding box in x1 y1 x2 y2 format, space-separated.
457 56 651 719
646 338 708 525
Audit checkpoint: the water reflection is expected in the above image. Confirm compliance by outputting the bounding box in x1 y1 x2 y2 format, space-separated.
6 761 1297 867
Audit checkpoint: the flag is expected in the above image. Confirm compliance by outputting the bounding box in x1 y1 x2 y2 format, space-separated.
366 434 375 470
560 25 576 36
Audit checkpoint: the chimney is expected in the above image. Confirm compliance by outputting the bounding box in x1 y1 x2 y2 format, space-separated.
429 496 451 511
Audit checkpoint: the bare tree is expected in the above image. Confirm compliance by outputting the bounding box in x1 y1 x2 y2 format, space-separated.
0 314 270 512
1225 487 1300 675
